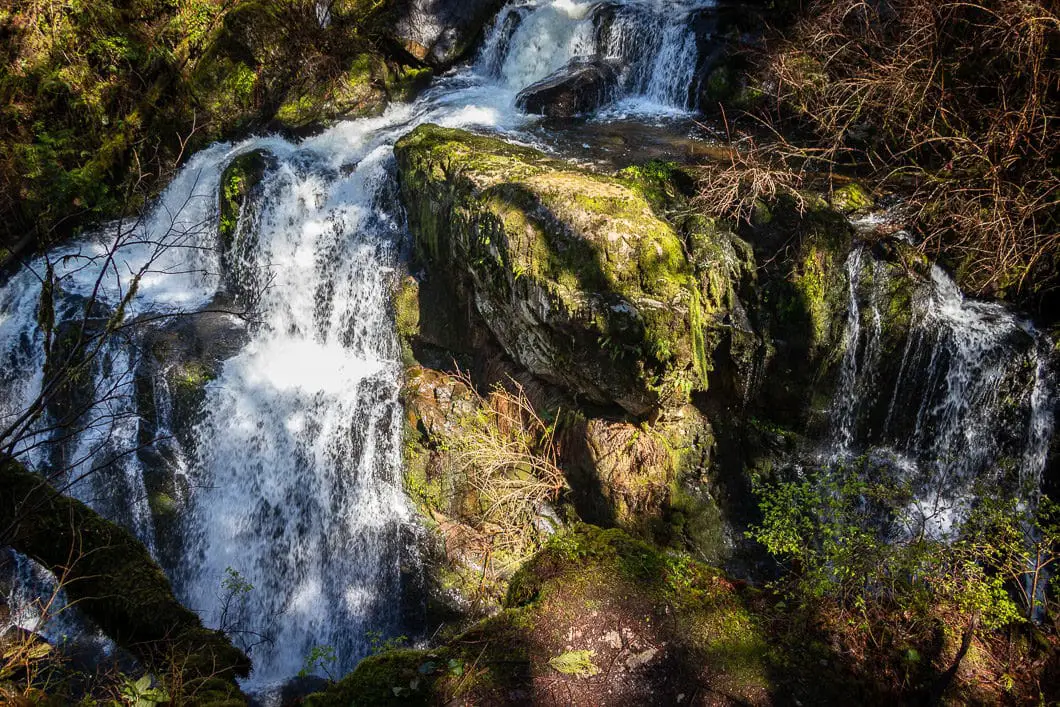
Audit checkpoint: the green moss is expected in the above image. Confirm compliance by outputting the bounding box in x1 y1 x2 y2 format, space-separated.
385 64 435 103
219 150 270 249
794 246 829 349
304 649 444 707
394 125 716 414
830 183 874 213
548 650 600 676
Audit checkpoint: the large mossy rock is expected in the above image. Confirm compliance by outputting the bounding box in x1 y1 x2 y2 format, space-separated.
305 524 773 706
394 125 714 416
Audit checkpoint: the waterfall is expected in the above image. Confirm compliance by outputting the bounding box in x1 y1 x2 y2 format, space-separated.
480 0 715 111
1 0 1053 696
176 135 414 689
828 246 1055 539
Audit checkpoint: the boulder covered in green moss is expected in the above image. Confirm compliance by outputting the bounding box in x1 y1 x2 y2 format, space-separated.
0 457 250 704
306 524 774 706
395 125 728 416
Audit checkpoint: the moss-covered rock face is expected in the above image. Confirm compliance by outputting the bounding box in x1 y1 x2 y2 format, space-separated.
739 194 856 427
830 182 874 214
306 524 774 706
219 151 270 251
1 458 250 704
395 125 726 416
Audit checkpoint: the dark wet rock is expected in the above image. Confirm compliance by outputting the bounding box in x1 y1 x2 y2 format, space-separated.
385 0 506 69
219 150 275 301
1 457 250 700
134 306 249 572
516 59 621 118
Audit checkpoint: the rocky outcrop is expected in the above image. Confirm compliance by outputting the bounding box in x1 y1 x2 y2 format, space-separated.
0 457 250 704
516 59 621 117
384 0 505 69
135 308 249 572
394 125 721 416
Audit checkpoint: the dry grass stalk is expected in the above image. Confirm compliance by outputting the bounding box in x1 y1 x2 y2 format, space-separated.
448 374 567 572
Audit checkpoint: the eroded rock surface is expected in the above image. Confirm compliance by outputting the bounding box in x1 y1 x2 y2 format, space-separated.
385 0 506 68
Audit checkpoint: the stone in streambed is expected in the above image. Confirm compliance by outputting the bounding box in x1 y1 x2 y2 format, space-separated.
516 58 621 118
385 0 506 69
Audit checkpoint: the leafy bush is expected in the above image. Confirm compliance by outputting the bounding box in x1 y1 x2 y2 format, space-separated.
748 461 1059 632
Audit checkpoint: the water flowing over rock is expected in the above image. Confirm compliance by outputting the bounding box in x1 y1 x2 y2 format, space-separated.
480 0 716 111
826 245 1056 538
0 1 718 680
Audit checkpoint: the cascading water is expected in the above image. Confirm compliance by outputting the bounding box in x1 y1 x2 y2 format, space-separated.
0 2 715 689
480 0 716 112
827 245 1055 539
1 0 1053 697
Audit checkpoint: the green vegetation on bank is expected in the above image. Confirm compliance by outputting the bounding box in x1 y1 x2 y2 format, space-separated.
0 0 409 257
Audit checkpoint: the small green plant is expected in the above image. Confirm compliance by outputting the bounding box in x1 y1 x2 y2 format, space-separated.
218 567 254 635
119 674 169 707
366 631 408 656
299 644 338 681
548 650 600 677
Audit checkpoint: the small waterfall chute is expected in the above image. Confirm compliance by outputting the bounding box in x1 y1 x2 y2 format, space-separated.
826 245 1054 539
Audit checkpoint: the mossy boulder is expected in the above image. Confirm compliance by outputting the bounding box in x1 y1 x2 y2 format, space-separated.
0 458 250 704
394 125 719 416
306 524 774 706
218 150 274 299
219 150 271 252
830 182 874 214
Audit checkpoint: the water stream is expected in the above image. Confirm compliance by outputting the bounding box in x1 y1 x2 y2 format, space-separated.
827 246 1055 539
0 0 715 692
0 0 1054 696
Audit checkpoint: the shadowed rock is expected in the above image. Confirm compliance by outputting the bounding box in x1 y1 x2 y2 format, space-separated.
516 58 621 118
385 0 506 69
0 456 250 704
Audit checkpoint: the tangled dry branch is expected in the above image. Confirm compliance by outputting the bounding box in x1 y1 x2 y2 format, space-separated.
724 0 1060 303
